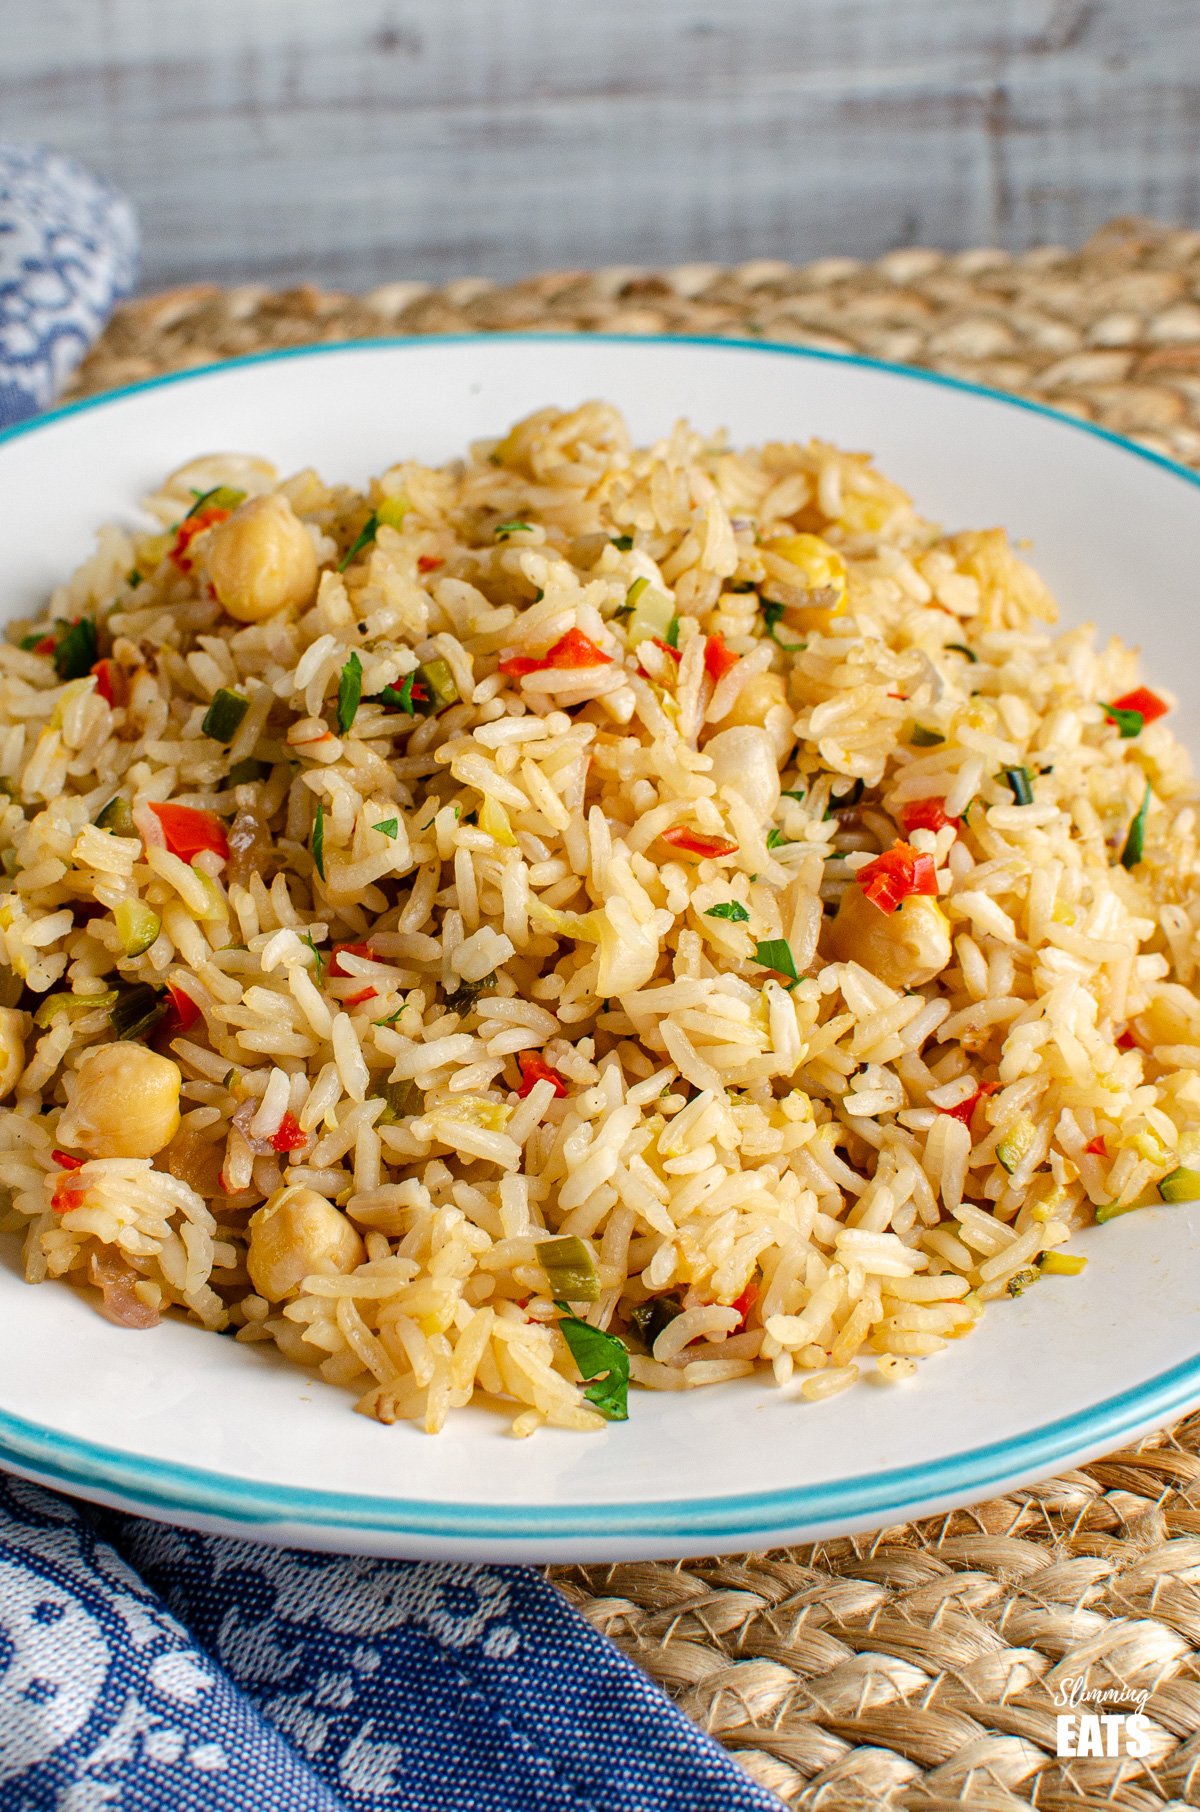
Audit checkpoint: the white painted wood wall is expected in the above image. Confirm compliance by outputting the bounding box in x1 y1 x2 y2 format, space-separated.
5 0 1199 293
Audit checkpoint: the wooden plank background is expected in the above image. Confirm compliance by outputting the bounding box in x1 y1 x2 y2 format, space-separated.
5 0 1200 293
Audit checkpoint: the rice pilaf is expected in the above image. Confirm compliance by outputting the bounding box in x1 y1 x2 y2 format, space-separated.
0 401 1197 1436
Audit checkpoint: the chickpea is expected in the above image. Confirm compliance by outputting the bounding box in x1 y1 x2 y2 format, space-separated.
716 670 794 761
0 1008 25 1100
825 886 952 990
204 494 319 623
57 1043 182 1159
247 1185 365 1303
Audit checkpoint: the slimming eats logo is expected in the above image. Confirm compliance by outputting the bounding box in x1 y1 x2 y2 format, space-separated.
1053 1678 1152 1758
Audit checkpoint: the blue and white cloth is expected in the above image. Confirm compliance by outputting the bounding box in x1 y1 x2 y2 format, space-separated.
0 1478 783 1810
0 143 138 428
0 145 781 1811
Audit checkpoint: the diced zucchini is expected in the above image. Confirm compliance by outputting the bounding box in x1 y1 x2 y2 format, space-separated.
201 687 250 743
224 758 273 788
374 1080 421 1125
628 1294 683 1351
537 1235 600 1302
109 983 168 1041
416 658 459 710
1159 1165 1200 1204
33 989 118 1028
114 898 161 957
996 1115 1036 1175
96 796 135 838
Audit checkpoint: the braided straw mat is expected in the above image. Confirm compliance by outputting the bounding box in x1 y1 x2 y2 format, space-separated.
69 218 1200 1809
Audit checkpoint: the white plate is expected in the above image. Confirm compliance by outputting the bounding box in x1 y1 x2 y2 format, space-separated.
1 335 1199 1562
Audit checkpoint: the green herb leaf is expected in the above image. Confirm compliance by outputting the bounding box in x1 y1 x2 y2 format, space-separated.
312 801 326 880
665 615 681 650
302 931 325 984
1121 780 1152 869
127 569 143 589
373 818 398 839
376 673 418 715
1002 765 1034 806
19 631 47 651
781 788 806 803
705 900 750 923
761 602 802 650
372 1005 406 1027
201 687 250 743
754 937 800 986
945 642 977 663
337 652 363 734
908 724 944 748
338 513 378 572
555 1306 629 1421
611 535 634 551
53 617 98 681
1102 701 1144 739
766 828 791 850
494 520 532 540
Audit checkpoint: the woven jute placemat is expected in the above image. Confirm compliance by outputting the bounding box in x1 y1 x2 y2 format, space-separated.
70 219 1200 1809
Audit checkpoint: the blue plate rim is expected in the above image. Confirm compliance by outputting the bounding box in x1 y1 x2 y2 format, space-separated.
2 330 1199 1545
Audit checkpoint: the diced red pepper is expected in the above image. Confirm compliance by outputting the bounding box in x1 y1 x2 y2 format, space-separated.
417 554 444 573
90 660 120 707
704 632 740 685
652 637 681 663
271 1112 307 1153
498 627 613 678
170 505 231 572
516 1051 569 1098
731 1279 758 1330
33 634 56 655
148 803 229 864
940 1079 997 1127
329 942 374 978
1116 1030 1138 1051
52 1150 83 1170
343 986 378 1007
857 841 938 914
899 797 958 835
1085 1134 1108 1157
1110 687 1168 726
163 983 201 1035
661 826 739 859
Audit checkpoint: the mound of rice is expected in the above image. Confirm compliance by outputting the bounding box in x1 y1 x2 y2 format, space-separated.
0 401 1197 1437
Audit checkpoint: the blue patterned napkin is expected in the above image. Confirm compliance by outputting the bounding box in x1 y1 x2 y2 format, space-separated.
0 142 138 428
0 1478 783 1810
0 146 781 1811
